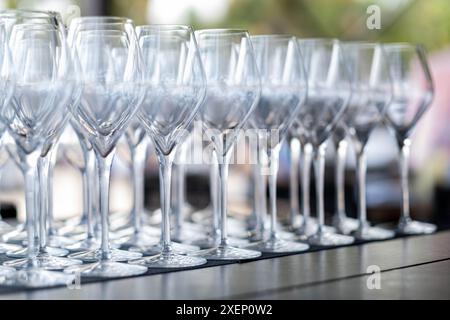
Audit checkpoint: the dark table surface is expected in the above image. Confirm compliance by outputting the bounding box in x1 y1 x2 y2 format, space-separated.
1 230 449 299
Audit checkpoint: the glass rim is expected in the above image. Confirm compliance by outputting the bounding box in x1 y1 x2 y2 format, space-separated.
136 24 192 31
382 42 424 51
297 37 340 45
195 28 249 36
70 16 134 25
251 34 294 40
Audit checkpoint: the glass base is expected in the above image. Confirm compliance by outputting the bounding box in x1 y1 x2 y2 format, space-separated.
333 215 359 235
0 243 22 254
66 237 101 252
46 235 78 247
68 248 142 262
7 246 68 258
246 237 309 253
0 268 76 288
64 261 148 278
189 234 249 249
0 265 16 278
0 220 14 234
2 227 27 244
113 224 161 238
353 224 395 241
397 218 437 235
191 245 261 261
129 241 200 256
114 232 159 248
295 219 336 237
129 252 207 269
3 254 82 270
308 230 354 246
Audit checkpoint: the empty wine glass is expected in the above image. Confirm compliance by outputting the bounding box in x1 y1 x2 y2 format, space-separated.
293 39 353 246
190 29 261 260
64 17 148 277
342 42 395 241
244 35 308 253
127 25 207 268
383 43 436 235
331 123 359 235
0 20 18 281
1 21 80 286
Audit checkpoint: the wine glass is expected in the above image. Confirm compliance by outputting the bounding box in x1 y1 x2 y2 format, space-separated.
128 25 207 268
383 43 436 235
190 29 261 260
293 39 354 246
331 123 359 235
244 35 308 253
0 20 19 281
64 17 148 277
342 42 395 241
0 21 81 286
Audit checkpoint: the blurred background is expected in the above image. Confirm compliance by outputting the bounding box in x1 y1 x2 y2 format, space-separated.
1 0 450 228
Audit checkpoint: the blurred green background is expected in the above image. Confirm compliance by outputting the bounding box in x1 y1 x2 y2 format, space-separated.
3 0 450 51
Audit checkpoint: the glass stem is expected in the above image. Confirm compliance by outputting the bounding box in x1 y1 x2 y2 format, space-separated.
301 143 313 223
289 137 301 226
210 159 220 237
83 148 96 239
37 153 51 250
23 152 40 261
158 149 176 255
399 138 411 221
267 145 281 241
335 139 348 220
356 148 367 227
313 143 327 233
95 150 115 260
131 139 148 233
217 150 232 247
174 157 186 234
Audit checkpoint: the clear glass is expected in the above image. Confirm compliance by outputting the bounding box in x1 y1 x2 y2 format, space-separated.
189 29 261 260
293 39 354 246
243 35 308 253
342 42 395 241
64 18 148 278
383 43 436 235
331 125 359 234
128 25 207 268
0 17 82 286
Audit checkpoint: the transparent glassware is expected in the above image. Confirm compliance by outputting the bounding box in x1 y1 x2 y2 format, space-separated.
342 42 395 241
128 25 207 269
112 125 161 245
383 43 436 235
292 39 354 246
61 124 101 251
242 35 308 253
0 15 82 286
331 124 359 235
187 29 262 261
63 17 148 278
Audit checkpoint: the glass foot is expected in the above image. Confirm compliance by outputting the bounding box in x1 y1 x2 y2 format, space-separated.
0 268 76 288
189 234 249 249
46 235 78 247
129 241 200 256
7 246 68 258
113 224 161 238
129 251 207 269
68 248 142 262
64 261 147 278
295 218 337 237
66 237 101 252
0 243 22 254
308 230 354 246
3 254 82 270
191 245 261 261
0 265 16 278
397 218 437 235
246 237 309 253
114 232 159 248
0 220 14 234
2 227 27 244
333 215 359 235
353 224 395 241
